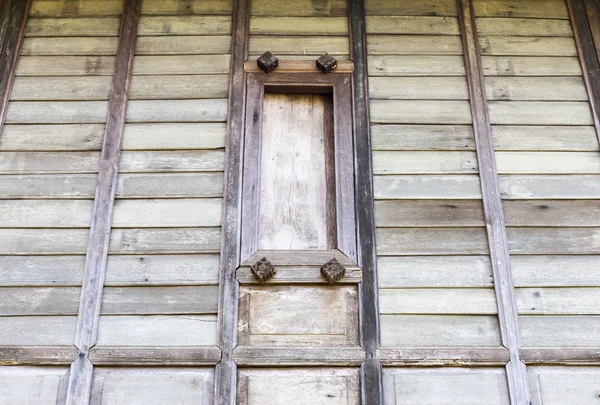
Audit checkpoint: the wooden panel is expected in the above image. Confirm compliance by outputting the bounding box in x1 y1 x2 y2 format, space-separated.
485 77 588 101
476 18 573 37
128 75 228 99
530 368 600 405
5 101 109 124
373 151 478 174
122 123 226 150
248 36 349 56
132 54 230 74
366 16 459 35
101 286 218 314
0 256 84 287
141 0 232 15
496 152 600 173
125 99 227 122
379 288 497 314
482 56 582 76
367 55 466 76
376 228 489 255
492 125 599 151
15 56 116 76
0 367 69 405
116 173 223 198
521 315 600 346
488 101 593 125
119 151 224 172
112 199 222 227
96 315 217 346
21 37 119 55
380 315 501 346
511 255 600 287
10 76 112 101
135 36 231 55
0 152 100 174
503 200 600 226
249 17 348 35
0 124 104 151
473 0 569 19
371 125 475 150
0 229 89 254
0 200 93 227
369 77 469 100
30 0 124 17
370 100 472 124
0 316 76 345
365 0 458 16
367 35 463 55
137 16 231 35
374 175 482 199
375 200 484 227
108 228 221 254
507 227 600 254
0 287 79 315
378 256 493 288
499 175 600 199
479 36 577 56
0 174 97 198
24 17 121 37
516 288 600 314
250 0 347 16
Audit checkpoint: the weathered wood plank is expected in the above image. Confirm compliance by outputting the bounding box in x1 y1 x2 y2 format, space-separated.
0 152 100 174
527 368 600 403
500 174 600 199
10 76 112 101
488 101 593 125
503 200 600 226
0 316 77 345
233 346 365 366
373 151 478 174
89 347 221 365
479 36 577 56
370 100 472 124
375 200 484 227
137 16 231 35
367 55 466 76
0 124 104 151
108 228 221 254
371 124 474 150
21 37 119 55
365 0 458 16
250 17 348 35
485 77 588 101
24 17 121 37
379 288 497 314
0 229 89 255
5 101 109 124
367 35 463 55
511 255 600 287
366 16 459 35
516 287 600 314
125 99 227 122
15 56 116 76
496 151 600 173
378 350 509 365
248 36 349 56
492 125 599 151
374 175 482 199
0 200 93 227
473 0 569 19
251 0 347 16
0 287 80 315
129 75 228 99
30 0 124 17
112 198 222 227
0 174 97 198
482 56 582 76
508 227 600 254
135 36 231 55
520 315 600 346
376 227 489 255
122 123 226 149
476 18 573 37
0 367 70 404
141 0 232 15
369 77 469 100
119 150 224 172
116 173 224 198
0 256 85 287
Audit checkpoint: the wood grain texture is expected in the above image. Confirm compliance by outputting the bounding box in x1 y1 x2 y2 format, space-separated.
377 348 509 366
24 17 121 37
379 288 498 314
371 125 475 151
511 255 600 287
521 315 600 347
375 200 484 227
141 0 232 15
367 35 463 55
376 227 489 255
250 16 348 35
479 36 577 56
30 0 124 17
476 17 573 37
121 123 226 150
499 174 600 199
369 77 469 100
137 15 231 35
128 75 228 99
16 56 117 76
374 175 482 199
473 0 569 19
365 0 458 16
1 124 105 150
21 37 119 56
250 0 347 16
482 56 582 76
135 35 231 55
366 16 459 35
10 76 112 101
507 227 600 254
485 77 588 101
368 55 466 76
88 347 221 365
488 101 593 125
132 54 230 74
373 151 478 174
370 100 473 124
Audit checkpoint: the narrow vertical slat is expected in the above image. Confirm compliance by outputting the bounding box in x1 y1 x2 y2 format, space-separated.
347 0 382 404
215 0 250 402
65 0 141 403
585 0 600 64
457 1 531 404
0 0 31 135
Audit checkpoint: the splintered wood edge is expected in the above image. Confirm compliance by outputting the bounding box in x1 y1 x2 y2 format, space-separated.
244 59 354 74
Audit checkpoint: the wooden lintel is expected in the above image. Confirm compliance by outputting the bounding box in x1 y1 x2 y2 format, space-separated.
233 346 366 366
377 347 510 366
0 346 78 365
89 346 222 366
244 59 354 74
521 347 600 365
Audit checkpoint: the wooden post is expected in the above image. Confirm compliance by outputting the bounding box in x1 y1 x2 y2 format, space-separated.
584 0 600 64
347 0 382 404
65 0 141 403
456 1 531 404
0 0 31 135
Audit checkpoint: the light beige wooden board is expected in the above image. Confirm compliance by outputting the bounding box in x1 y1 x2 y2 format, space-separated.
367 35 463 55
378 256 493 288
115 173 223 198
108 228 221 254
499 175 600 199
373 151 478 174
128 75 228 99
141 0 232 15
249 36 349 56
0 124 104 151
93 368 214 405
376 227 489 255
488 101 593 125
379 288 498 314
476 17 573 37
0 229 89 254
0 287 80 315
367 55 466 76
105 254 219 286
374 175 482 199
511 255 600 287
21 37 118 56
503 200 600 226
138 16 231 35
370 100 473 124
132 54 230 75
473 0 569 19
5 101 109 124
0 367 69 405
365 0 457 16
119 150 224 172
383 368 510 405
479 36 577 56
0 174 97 199
10 76 112 101
0 152 100 174
24 17 121 37
100 286 218 314
496 152 600 174
485 77 588 101
135 36 231 55
482 56 582 76
375 200 484 227
0 256 85 287
0 200 93 227
250 17 348 35
96 315 217 346
507 227 600 254
112 198 222 227
122 123 226 150
380 314 501 346
492 125 600 151
516 288 600 315
0 316 76 345
366 16 459 35
530 368 600 405
251 0 347 16
369 77 469 100
520 315 600 346
125 99 227 123
371 124 475 151
30 0 124 17
15 56 116 76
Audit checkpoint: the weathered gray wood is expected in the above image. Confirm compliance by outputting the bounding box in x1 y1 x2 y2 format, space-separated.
10 76 112 101
5 101 109 124
0 229 89 254
492 125 599 151
485 77 588 101
128 75 228 99
0 151 100 173
25 17 121 37
489 101 593 125
125 99 227 122
242 249 356 267
0 316 77 345
375 200 484 227
122 123 226 150
0 174 97 198
377 347 509 366
503 200 600 226
373 151 478 174
511 255 600 287
369 77 469 100
379 288 497 314
141 0 232 15
473 0 569 19
0 347 77 365
365 0 457 16
370 100 473 124
516 287 600 314
507 227 600 254
479 36 577 56
250 16 348 35
21 37 119 55
499 174 600 199
16 56 116 76
374 175 482 199
88 347 221 365
248 36 349 57
376 227 489 255
233 346 365 366
137 15 231 35
119 150 224 172
1 124 104 151
367 35 463 55
367 55 466 76
523 351 600 365
366 16 459 35
476 17 573 37
482 56 582 76
108 228 221 254
236 266 362 284
116 173 224 198
250 0 347 16
520 315 600 346
112 198 222 227
0 200 93 227
135 36 231 55
0 287 80 315
496 151 600 173
31 0 124 17
132 54 230 74
371 125 475 150
0 367 71 403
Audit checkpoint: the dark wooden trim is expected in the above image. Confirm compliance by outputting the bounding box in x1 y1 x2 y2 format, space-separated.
377 347 510 366
0 346 78 365
585 0 600 65
348 0 382 404
457 1 531 404
65 0 141 403
88 347 222 365
0 0 31 136
569 0 600 144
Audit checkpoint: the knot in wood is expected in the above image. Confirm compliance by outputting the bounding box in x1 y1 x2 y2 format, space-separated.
257 51 279 73
250 257 276 283
316 53 337 74
321 258 346 284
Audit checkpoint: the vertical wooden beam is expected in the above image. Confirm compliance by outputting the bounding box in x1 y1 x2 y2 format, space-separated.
65 0 141 403
347 0 382 404
214 0 250 402
569 0 600 144
0 0 31 136
456 1 531 404
584 0 600 64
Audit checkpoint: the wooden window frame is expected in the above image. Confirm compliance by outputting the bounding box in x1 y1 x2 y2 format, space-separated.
239 72 357 266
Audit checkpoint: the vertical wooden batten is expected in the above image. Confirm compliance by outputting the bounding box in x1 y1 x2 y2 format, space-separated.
456 1 531 404
569 0 600 143
0 0 31 136
585 0 600 63
65 0 142 403
348 0 382 404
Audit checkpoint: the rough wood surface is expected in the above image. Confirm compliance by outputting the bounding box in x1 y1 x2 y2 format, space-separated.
137 15 231 35
24 17 121 37
473 0 569 19
0 367 70 404
521 315 600 346
368 55 466 76
366 16 459 35
233 346 365 366
476 17 573 37
377 347 509 366
30 0 124 17
482 56 582 76
250 0 347 16
365 0 458 16
374 175 482 199
250 16 348 35
367 35 463 55
88 347 221 365
16 56 117 76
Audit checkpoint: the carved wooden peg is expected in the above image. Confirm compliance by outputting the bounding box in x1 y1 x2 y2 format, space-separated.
257 51 279 73
251 257 276 282
321 258 346 284
316 53 337 74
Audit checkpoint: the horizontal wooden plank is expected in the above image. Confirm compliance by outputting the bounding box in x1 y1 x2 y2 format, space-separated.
25 17 121 37
89 347 221 365
116 173 223 197
476 17 573 37
236 266 362 284
250 17 348 35
129 75 228 99
0 229 89 254
373 151 477 174
374 175 482 199
101 286 218 314
375 200 484 227
485 77 588 101
0 316 77 345
481 56 582 76
521 315 600 347
365 0 457 16
367 55 466 76
0 152 100 174
0 124 104 151
108 228 221 254
479 36 577 56
369 77 469 100
250 0 347 16
96 315 217 346
371 100 472 124
244 59 354 74
496 151 600 173
141 0 232 15
30 0 124 17
507 227 600 254
125 99 228 122
0 287 80 315
5 101 109 124
492 125 600 151
366 16 459 35
488 101 593 125
516 288 600 314
248 36 349 56
0 256 85 286
367 35 463 55
122 123 226 150
0 200 92 227
119 150 224 172
473 0 569 19
378 256 493 288
15 56 116 76
503 200 600 226
135 36 231 55
379 288 497 314
10 76 112 101
113 198 222 227
378 348 509 366
0 367 71 402
132 55 230 75
376 227 489 255
380 315 501 346
371 125 475 151
233 347 365 366
500 175 600 199
138 16 231 35
0 175 97 198
21 37 119 56
512 255 600 287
